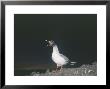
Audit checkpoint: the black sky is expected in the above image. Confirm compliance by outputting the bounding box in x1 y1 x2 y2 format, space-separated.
14 14 97 70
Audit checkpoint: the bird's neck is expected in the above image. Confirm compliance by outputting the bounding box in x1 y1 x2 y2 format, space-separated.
52 45 59 54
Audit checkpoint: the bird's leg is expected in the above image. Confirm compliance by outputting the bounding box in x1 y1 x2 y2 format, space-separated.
59 66 63 71
55 65 59 72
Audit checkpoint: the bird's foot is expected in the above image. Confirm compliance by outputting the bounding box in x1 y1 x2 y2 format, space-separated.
52 66 62 73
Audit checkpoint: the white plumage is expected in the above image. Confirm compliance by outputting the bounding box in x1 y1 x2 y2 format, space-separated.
52 45 69 67
45 40 76 71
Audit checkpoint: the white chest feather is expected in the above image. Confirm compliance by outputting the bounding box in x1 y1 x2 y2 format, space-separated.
52 45 67 65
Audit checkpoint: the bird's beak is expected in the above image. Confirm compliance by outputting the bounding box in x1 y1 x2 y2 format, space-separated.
45 40 50 46
45 40 53 47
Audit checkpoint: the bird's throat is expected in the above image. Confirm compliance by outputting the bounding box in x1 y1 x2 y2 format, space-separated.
52 45 59 54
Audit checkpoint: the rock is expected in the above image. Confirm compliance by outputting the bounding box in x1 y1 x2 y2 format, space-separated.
30 62 97 76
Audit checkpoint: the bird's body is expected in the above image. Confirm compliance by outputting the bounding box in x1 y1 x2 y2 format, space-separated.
45 40 76 71
52 45 69 67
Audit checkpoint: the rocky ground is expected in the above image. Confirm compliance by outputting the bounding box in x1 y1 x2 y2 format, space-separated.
30 62 97 76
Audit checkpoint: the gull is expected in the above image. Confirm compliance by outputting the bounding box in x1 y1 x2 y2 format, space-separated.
45 40 76 71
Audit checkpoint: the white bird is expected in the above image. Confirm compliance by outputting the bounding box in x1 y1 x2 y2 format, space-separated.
45 40 76 71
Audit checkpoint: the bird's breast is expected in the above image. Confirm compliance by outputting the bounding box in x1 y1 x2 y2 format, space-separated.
52 52 66 65
52 52 60 59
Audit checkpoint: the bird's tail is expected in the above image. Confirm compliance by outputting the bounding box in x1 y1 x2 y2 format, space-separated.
70 61 77 65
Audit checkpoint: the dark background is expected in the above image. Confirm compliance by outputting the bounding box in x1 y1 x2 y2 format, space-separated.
14 14 97 75
0 0 109 88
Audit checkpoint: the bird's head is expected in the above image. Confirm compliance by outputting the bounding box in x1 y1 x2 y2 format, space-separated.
45 40 55 47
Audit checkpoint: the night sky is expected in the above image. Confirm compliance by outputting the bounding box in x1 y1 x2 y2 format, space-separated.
14 14 97 74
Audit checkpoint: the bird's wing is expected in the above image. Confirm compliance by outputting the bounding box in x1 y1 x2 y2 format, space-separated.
60 54 69 62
